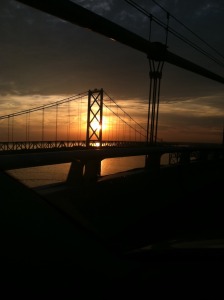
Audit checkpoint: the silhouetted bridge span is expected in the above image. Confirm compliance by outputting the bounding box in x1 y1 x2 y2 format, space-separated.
0 142 223 186
0 87 223 186
0 140 148 152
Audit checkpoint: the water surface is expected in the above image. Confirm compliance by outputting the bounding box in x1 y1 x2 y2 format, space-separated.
7 154 169 188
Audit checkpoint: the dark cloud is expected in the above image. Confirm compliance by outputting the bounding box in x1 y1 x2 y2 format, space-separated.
0 0 223 97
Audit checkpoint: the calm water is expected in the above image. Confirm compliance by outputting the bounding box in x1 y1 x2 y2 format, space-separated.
7 154 169 188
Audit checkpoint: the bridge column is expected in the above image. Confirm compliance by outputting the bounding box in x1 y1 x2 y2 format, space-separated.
83 159 101 182
66 160 84 186
198 150 208 162
179 151 190 165
145 153 161 175
146 43 167 145
86 89 103 147
209 150 221 161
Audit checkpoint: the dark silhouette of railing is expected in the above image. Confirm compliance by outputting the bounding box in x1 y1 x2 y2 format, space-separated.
0 140 149 153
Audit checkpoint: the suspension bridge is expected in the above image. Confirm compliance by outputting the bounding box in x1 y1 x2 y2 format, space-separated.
0 89 148 152
0 88 223 185
0 0 224 184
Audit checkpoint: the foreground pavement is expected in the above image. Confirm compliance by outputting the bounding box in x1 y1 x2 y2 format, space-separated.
1 160 224 299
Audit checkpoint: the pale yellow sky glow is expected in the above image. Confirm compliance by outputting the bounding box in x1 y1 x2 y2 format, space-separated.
1 92 223 143
0 93 148 141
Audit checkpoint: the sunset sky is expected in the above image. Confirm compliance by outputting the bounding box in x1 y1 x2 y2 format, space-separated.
0 0 224 143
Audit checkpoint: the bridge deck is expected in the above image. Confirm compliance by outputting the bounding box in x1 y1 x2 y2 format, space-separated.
1 157 224 297
35 158 224 249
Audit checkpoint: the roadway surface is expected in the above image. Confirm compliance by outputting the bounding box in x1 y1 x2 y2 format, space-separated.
1 159 224 299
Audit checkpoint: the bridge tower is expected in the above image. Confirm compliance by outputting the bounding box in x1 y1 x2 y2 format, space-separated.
86 88 103 147
145 42 167 170
84 88 103 178
146 43 167 145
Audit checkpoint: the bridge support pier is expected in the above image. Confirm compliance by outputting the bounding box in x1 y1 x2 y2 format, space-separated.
145 153 161 175
179 151 190 165
66 159 101 186
83 159 101 181
198 150 208 162
66 160 84 186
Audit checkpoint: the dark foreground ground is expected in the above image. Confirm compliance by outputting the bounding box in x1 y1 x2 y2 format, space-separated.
1 159 224 299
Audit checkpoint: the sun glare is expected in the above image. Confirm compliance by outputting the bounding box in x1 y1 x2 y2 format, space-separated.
91 121 101 131
91 117 108 132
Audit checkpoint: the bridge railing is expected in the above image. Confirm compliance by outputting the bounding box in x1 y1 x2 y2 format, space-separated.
0 141 87 152
0 140 149 153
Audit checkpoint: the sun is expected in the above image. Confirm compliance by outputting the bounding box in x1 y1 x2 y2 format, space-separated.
91 120 101 131
91 117 108 132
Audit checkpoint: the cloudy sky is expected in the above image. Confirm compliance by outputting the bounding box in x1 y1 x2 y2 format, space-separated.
0 0 224 142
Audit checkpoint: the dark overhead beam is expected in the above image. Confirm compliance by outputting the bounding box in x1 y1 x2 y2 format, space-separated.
17 0 224 84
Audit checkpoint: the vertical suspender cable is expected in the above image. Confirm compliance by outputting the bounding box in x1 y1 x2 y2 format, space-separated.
67 100 70 141
7 116 10 143
11 116 14 143
42 107 45 142
55 104 58 145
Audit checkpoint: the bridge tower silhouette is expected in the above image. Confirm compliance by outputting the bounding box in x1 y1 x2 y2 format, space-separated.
84 88 103 177
86 89 103 147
